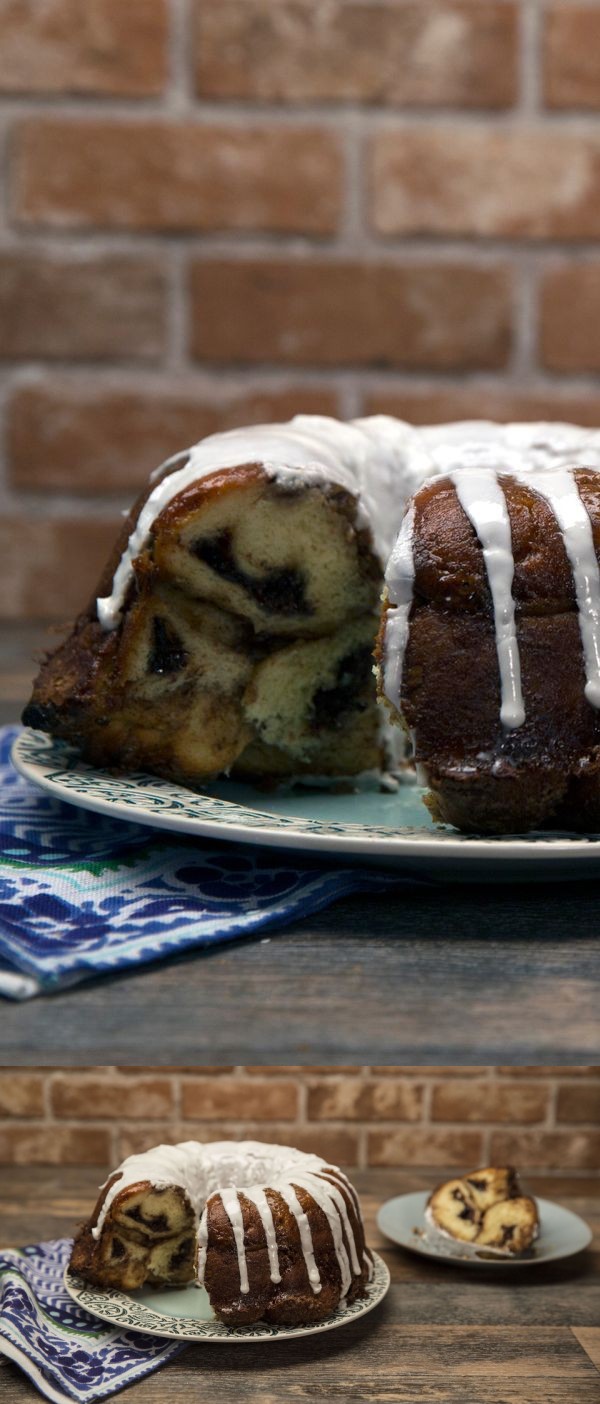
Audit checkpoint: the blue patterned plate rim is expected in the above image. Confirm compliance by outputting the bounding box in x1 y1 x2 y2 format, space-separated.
377 1192 593 1269
12 729 600 871
63 1252 390 1342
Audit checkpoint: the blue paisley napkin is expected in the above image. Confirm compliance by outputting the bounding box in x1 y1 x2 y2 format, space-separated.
0 727 408 1000
0 1238 183 1402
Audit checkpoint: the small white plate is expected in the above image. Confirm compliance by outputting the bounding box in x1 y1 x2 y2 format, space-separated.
377 1191 593 1269
13 729 600 881
63 1253 390 1342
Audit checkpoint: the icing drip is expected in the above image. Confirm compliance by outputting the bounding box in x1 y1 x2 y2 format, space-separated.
449 467 525 730
288 1174 352 1297
241 1185 281 1284
197 1206 209 1285
276 1182 322 1294
382 504 415 713
513 467 600 711
219 1187 250 1294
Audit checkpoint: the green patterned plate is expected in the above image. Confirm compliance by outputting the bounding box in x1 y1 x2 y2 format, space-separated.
63 1253 390 1341
13 729 600 879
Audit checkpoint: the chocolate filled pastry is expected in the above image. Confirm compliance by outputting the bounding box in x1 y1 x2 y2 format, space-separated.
427 1165 539 1255
378 432 600 832
70 1140 372 1326
23 416 417 786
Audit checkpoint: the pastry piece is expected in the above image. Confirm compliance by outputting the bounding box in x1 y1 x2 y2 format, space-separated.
427 1165 539 1255
378 439 600 832
23 416 419 785
70 1140 372 1327
477 1197 539 1254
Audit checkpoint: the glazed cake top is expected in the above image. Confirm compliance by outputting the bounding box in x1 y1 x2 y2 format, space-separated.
97 415 600 633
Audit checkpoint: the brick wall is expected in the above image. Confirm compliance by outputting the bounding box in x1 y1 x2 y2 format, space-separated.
0 1067 598 1173
3 1 600 619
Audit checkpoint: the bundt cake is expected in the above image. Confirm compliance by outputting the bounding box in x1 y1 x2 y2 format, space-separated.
22 414 600 831
377 426 600 831
427 1165 539 1255
70 1139 372 1326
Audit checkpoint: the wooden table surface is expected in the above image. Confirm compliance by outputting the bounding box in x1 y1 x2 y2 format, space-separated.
2 623 600 1065
0 1167 598 1403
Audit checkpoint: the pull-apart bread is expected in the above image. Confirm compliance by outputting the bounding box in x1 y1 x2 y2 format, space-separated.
24 415 600 831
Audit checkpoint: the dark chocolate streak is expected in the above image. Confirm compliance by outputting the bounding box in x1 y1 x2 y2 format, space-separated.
170 1237 194 1270
310 646 372 731
148 617 188 675
192 529 312 616
111 1238 126 1259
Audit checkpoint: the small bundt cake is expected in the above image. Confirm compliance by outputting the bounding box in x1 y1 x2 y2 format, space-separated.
377 430 600 831
427 1165 539 1255
70 1140 372 1326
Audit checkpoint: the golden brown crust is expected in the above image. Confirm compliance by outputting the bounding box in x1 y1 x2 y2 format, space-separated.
379 467 600 832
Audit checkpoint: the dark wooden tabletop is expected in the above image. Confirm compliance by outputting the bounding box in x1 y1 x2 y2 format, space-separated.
0 1166 598 1403
2 623 599 1065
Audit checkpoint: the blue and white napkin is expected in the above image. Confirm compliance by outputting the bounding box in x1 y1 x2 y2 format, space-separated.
0 1239 183 1403
0 727 410 1000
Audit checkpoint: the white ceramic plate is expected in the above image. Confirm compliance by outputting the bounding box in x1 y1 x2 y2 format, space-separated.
63 1252 390 1342
377 1191 593 1269
13 729 600 880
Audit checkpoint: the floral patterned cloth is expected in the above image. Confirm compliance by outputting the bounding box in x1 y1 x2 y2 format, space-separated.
0 1238 183 1402
0 727 407 1000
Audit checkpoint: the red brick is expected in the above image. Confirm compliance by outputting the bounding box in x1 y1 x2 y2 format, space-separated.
371 128 600 239
556 1083 600 1124
0 1074 44 1117
189 260 511 370
181 1079 298 1121
307 1078 422 1122
541 265 600 372
0 516 115 621
0 253 165 361
7 378 339 495
14 120 342 235
544 5 600 110
431 1080 549 1124
490 1131 600 1171
195 0 517 109
368 1129 484 1167
51 1075 174 1120
0 1128 110 1165
0 0 168 96
364 387 600 430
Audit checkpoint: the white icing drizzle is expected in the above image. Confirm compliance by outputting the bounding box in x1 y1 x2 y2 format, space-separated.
275 1182 322 1294
220 1187 250 1294
449 466 525 729
512 467 600 711
96 414 429 631
382 504 415 713
240 1185 281 1284
197 1206 209 1285
288 1174 352 1296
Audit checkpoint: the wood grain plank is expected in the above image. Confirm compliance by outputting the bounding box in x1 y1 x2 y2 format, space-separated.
572 1328 600 1371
